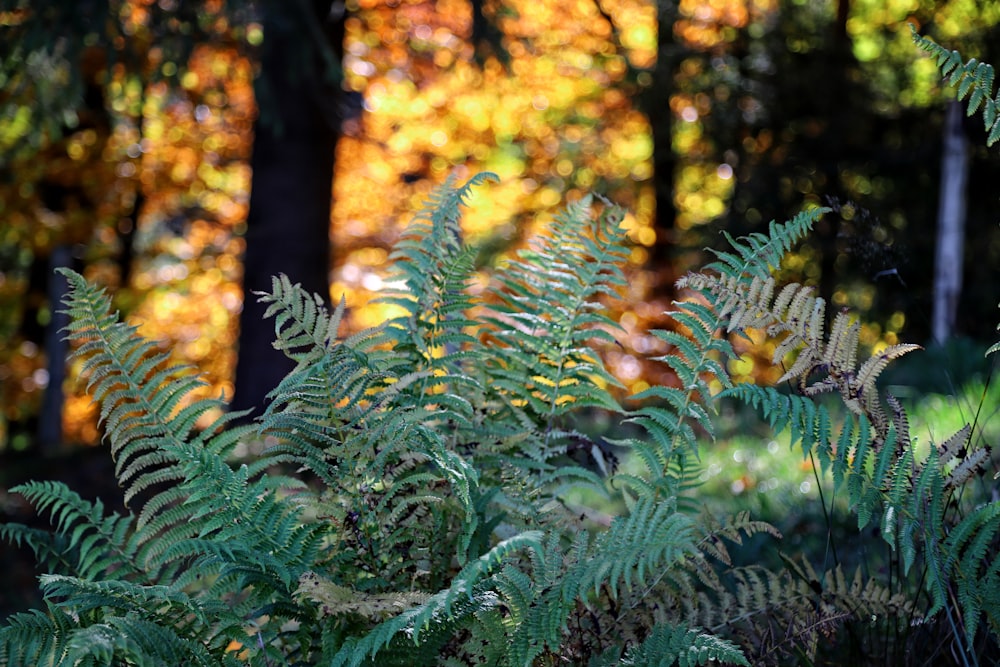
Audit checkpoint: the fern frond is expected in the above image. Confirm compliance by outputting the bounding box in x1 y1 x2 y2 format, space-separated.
913 33 1000 565
686 254 921 444
821 563 918 622
912 25 1000 144
381 173 497 383
853 343 922 399
159 452 324 588
940 425 990 491
945 501 1000 642
0 605 78 667
682 562 826 663
579 496 698 599
678 554 920 665
258 273 346 365
822 310 860 371
58 269 258 529
6 481 141 581
61 613 220 667
637 210 824 491
296 572 431 620
330 532 543 667
485 195 628 434
618 623 749 666
702 211 826 282
624 303 736 480
46 270 356 663
698 511 782 568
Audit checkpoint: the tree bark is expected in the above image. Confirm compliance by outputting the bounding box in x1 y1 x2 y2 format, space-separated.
231 1 345 417
37 245 76 453
642 3 679 285
932 101 970 344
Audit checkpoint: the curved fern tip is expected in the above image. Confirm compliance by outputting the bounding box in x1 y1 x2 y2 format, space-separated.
466 171 500 187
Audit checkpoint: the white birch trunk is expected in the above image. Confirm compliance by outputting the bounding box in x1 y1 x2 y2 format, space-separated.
933 101 970 344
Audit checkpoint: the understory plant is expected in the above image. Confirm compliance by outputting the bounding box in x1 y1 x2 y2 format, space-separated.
1 28 999 667
0 175 762 666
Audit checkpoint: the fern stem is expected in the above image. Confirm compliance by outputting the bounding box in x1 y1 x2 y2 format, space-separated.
929 528 977 667
810 449 841 570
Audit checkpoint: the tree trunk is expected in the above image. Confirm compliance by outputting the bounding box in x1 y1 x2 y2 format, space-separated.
231 1 345 417
932 101 970 344
816 0 853 313
37 245 75 453
642 3 679 285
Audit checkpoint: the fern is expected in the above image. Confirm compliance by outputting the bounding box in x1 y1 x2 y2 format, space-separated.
328 533 544 667
0 270 337 662
619 623 749 667
58 614 222 667
671 174 996 660
708 263 994 642
912 24 1000 145
7 22 1000 666
483 194 628 433
15 176 964 665
944 502 1000 642
380 171 498 382
684 269 921 441
242 176 736 664
0 481 137 582
602 211 824 511
0 605 78 667
58 268 252 512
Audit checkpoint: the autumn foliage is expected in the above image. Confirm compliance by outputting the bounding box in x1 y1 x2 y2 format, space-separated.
2 0 1000 451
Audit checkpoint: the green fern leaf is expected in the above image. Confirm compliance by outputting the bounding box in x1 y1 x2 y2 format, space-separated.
616 622 749 666
913 26 1000 146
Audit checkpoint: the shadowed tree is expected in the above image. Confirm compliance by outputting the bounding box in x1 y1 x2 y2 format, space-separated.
641 1 681 290
231 0 347 417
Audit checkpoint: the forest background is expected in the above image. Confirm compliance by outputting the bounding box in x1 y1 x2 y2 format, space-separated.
2 0 1000 611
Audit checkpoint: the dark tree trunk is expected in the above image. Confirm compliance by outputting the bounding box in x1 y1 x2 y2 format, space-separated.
816 0 854 311
37 245 76 453
231 1 346 417
642 3 680 288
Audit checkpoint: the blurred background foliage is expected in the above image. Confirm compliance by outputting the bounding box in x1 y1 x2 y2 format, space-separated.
0 0 998 456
